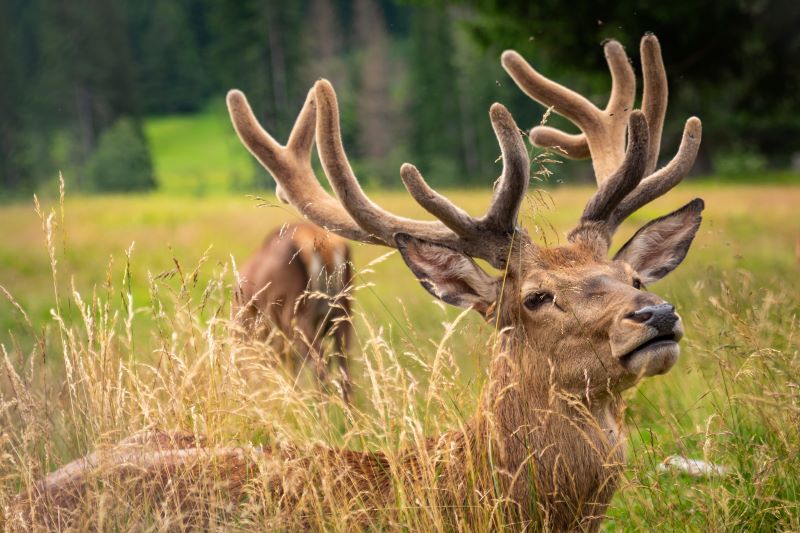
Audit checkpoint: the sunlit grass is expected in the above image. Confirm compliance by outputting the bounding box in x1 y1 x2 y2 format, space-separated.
0 183 798 529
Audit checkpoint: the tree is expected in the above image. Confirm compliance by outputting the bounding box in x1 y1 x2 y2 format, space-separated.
138 0 209 114
408 4 462 183
36 0 144 187
459 0 800 166
353 0 396 182
0 0 59 193
84 117 155 192
0 0 30 191
307 0 346 89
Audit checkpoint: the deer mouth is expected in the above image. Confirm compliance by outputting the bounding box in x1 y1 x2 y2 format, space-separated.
619 333 680 377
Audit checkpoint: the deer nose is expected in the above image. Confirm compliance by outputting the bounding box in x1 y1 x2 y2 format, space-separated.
625 304 678 334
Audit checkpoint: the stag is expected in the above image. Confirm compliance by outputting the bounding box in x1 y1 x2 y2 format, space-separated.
11 35 703 531
235 222 353 401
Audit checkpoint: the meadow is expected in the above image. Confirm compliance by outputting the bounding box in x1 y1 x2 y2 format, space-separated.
144 104 255 196
0 180 798 529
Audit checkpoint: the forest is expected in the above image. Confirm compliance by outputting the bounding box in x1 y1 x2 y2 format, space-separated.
1 0 798 195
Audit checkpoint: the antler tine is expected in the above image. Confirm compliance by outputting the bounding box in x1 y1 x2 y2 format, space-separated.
399 163 478 237
314 80 531 268
523 127 591 159
482 103 532 233
313 80 454 245
604 40 637 119
569 111 649 245
399 103 531 237
501 50 602 132
226 88 381 244
502 40 635 182
609 117 702 230
640 34 668 174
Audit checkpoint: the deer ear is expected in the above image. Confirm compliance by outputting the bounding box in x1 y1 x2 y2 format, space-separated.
395 233 498 318
614 198 704 284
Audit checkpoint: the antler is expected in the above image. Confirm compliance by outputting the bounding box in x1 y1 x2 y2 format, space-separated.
502 34 702 241
227 87 380 245
227 80 532 269
502 39 635 182
566 111 649 246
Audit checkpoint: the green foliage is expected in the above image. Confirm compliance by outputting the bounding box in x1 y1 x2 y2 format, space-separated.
459 0 800 163
2 0 798 194
713 147 769 178
409 4 460 172
207 1 307 137
138 1 209 114
38 0 140 149
85 118 156 192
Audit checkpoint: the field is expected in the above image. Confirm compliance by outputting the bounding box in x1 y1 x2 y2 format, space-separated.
1 182 799 529
144 104 255 195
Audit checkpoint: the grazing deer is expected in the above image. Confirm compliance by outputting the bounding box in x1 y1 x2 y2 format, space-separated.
235 222 353 401
13 35 704 531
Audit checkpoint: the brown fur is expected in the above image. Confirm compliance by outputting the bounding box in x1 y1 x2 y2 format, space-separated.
235 222 353 400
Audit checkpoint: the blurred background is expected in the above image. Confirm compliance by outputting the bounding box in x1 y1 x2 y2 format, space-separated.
1 0 798 197
2 3 800 528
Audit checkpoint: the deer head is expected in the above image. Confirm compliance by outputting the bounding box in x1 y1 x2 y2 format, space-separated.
496 34 703 396
226 35 703 404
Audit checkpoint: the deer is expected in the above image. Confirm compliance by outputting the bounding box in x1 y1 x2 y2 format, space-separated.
235 222 353 402
10 34 703 531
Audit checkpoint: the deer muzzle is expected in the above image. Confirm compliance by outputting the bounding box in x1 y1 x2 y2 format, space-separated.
613 304 684 377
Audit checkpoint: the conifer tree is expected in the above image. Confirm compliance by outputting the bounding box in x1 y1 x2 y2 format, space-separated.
354 0 395 181
139 0 208 114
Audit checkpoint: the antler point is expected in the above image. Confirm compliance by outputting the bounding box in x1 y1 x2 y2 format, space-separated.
314 79 335 95
489 102 509 117
500 50 520 64
226 89 246 107
641 33 660 45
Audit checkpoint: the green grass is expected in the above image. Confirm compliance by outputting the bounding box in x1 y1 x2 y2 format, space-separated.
1 184 798 529
144 103 256 195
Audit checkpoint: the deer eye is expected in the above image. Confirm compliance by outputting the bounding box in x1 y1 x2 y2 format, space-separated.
632 278 644 290
524 292 554 310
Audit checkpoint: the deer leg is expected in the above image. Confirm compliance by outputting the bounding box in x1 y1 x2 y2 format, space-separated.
334 325 352 404
292 319 329 391
310 335 330 393
11 439 259 530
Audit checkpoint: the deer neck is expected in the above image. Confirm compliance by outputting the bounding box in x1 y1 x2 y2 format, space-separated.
463 337 627 528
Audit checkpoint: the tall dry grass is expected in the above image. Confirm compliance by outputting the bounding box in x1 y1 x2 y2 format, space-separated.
0 190 498 530
1 185 798 530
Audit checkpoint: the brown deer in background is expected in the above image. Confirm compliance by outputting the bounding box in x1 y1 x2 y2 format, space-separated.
235 222 353 401
13 35 704 531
